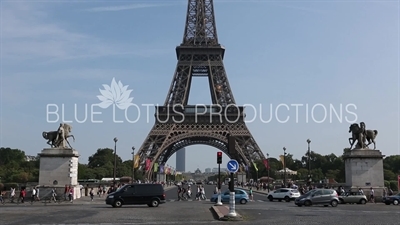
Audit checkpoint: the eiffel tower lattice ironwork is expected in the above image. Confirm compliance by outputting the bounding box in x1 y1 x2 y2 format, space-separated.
137 0 266 179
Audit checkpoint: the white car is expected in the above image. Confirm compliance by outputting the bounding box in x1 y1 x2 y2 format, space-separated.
267 188 301 202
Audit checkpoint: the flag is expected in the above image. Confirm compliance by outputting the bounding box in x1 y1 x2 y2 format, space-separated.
252 162 258 172
159 164 164 174
145 159 151 171
245 165 249 171
397 175 400 190
153 163 159 172
239 165 243 172
166 167 170 175
263 159 270 169
279 155 285 168
134 155 140 169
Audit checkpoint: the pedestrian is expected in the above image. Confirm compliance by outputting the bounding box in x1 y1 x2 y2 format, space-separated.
10 187 15 203
90 188 94 201
51 188 57 203
0 191 4 204
249 187 253 201
369 187 375 203
68 186 74 203
177 185 182 201
31 187 37 203
20 188 26 203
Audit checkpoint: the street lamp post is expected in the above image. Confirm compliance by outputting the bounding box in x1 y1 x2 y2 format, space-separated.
132 146 135 183
267 153 270 192
113 137 118 185
283 147 286 187
307 139 311 185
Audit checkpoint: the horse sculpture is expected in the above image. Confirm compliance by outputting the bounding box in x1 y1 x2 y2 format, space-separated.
42 123 75 148
348 122 378 150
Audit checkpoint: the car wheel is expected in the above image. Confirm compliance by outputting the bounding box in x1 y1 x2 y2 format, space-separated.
150 199 159 207
360 199 367 204
268 195 273 201
393 200 399 205
331 200 338 207
284 196 290 202
240 199 247 204
113 200 122 208
304 200 312 207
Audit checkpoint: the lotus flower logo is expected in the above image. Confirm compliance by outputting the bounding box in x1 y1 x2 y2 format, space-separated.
97 78 134 110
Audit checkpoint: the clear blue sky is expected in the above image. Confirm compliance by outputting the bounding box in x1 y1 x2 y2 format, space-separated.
1 0 399 172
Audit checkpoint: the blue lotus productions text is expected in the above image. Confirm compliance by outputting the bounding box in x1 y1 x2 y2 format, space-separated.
46 103 357 124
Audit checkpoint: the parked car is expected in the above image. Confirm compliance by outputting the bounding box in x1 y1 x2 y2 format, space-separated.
210 189 249 204
105 184 166 208
384 193 400 205
295 189 339 207
339 192 367 204
267 188 301 202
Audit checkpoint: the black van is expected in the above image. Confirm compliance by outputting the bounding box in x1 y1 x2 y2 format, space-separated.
105 184 166 208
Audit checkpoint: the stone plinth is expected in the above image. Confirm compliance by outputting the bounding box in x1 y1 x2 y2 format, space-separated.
38 148 80 199
343 149 385 197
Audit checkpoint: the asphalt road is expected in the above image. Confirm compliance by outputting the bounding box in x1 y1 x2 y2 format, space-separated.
0 184 399 225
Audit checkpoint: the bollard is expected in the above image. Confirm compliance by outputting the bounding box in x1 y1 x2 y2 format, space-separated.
215 189 223 206
227 191 237 217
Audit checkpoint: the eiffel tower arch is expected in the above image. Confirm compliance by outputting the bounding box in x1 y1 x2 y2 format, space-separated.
137 0 266 180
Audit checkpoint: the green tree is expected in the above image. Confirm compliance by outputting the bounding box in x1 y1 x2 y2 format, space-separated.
384 169 397 181
0 147 26 165
88 148 122 168
383 155 400 174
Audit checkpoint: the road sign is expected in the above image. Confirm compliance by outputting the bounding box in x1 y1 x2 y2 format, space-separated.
227 159 239 173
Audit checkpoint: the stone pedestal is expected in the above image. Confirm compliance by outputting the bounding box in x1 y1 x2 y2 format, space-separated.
38 148 81 199
343 149 385 198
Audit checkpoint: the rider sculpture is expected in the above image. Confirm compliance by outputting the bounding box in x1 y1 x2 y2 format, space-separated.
348 122 378 150
42 123 75 148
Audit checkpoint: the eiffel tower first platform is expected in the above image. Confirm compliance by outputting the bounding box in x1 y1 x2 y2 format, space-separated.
137 0 266 179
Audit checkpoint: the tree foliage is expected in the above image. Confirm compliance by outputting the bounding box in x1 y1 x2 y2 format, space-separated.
0 147 39 184
1 147 399 186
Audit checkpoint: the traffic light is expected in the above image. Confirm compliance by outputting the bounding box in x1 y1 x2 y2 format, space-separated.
217 151 222 164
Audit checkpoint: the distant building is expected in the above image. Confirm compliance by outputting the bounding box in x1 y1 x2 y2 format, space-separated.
212 168 218 173
25 155 37 161
194 168 202 174
205 168 211 173
176 148 186 172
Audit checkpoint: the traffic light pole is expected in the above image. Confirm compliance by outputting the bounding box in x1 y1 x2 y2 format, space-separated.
215 163 223 206
227 171 237 217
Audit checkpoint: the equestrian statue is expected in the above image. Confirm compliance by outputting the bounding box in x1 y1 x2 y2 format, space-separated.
348 122 378 150
42 123 75 148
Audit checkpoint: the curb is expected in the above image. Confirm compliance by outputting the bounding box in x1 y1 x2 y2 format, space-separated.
211 206 225 219
211 205 243 221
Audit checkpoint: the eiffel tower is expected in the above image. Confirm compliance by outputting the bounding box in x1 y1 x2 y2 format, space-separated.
137 0 266 179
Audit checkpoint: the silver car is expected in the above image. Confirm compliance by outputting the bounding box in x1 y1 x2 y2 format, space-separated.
295 189 339 207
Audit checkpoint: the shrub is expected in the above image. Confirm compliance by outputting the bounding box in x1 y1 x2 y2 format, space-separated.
389 181 398 191
384 180 390 188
